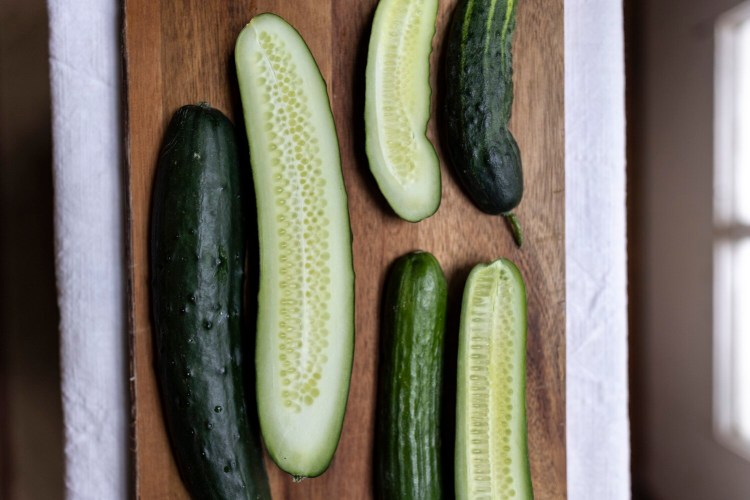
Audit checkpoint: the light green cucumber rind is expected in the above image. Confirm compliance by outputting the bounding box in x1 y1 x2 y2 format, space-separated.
455 259 533 500
365 0 441 222
235 13 354 478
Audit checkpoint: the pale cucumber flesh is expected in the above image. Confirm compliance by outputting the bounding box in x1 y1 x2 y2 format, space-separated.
365 0 441 222
235 13 354 478
456 259 533 499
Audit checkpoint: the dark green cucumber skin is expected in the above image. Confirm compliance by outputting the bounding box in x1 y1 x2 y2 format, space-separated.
150 104 270 500
376 251 447 500
444 0 523 215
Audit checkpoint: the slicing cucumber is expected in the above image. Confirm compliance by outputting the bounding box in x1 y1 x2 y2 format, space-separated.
376 251 447 500
150 104 270 500
235 14 354 478
444 0 524 246
365 0 441 222
455 259 532 499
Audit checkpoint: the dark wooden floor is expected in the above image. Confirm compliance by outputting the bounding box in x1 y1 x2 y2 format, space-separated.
0 0 64 498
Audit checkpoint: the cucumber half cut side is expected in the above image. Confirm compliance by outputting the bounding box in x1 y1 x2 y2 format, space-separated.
235 13 355 479
455 259 533 499
365 0 441 222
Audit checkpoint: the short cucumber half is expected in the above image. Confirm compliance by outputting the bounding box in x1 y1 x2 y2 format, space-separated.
365 0 441 222
455 259 533 499
235 14 354 478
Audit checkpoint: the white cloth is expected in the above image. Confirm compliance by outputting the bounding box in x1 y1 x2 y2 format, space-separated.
48 0 127 499
565 1 630 499
49 0 629 498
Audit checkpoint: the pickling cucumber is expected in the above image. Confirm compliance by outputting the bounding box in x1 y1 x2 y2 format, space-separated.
376 251 447 499
235 14 355 478
455 259 533 499
444 0 524 246
150 104 271 499
365 0 441 222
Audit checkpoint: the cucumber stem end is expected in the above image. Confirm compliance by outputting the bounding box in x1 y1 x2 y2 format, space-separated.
504 212 523 248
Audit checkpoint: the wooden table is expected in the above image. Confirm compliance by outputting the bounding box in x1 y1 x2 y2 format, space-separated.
124 0 565 497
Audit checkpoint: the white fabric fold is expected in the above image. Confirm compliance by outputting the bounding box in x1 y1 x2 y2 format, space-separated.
48 0 127 498
565 1 630 499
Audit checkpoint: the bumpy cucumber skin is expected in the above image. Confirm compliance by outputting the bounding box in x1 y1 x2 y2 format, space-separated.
455 259 532 500
444 0 523 215
377 252 447 500
150 104 270 500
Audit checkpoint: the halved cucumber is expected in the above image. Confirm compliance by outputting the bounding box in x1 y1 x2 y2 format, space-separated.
235 14 354 478
455 259 533 499
365 0 441 222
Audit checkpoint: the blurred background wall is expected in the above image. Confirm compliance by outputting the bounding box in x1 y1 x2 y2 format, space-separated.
0 0 64 498
629 0 750 499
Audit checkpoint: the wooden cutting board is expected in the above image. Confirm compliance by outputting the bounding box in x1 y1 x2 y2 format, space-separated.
123 0 565 498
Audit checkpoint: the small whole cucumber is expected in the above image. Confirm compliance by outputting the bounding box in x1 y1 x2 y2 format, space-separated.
150 103 270 499
376 251 447 500
444 0 524 246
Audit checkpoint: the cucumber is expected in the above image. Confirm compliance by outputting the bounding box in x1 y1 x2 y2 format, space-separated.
150 104 270 500
365 0 441 222
235 14 355 478
444 0 524 246
376 251 447 500
455 259 532 499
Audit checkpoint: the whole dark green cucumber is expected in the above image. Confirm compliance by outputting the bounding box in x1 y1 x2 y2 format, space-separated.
376 251 447 500
150 104 270 500
444 0 524 246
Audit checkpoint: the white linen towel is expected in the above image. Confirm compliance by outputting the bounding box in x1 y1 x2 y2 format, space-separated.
565 1 631 498
48 0 127 498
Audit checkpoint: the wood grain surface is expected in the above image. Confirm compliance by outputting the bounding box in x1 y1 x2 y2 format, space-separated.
123 0 566 498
